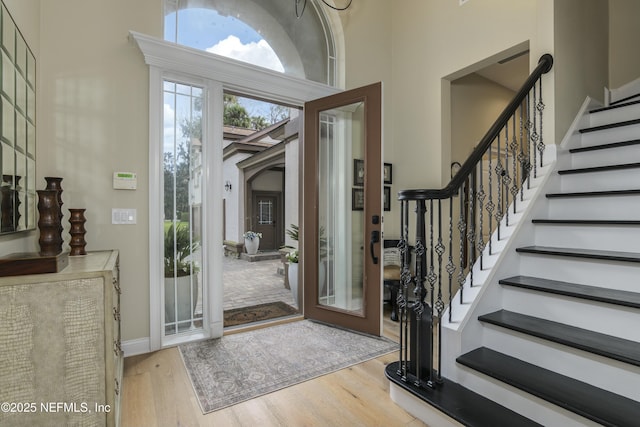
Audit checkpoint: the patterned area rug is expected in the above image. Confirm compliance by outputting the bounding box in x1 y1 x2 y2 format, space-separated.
179 320 398 413
223 301 298 327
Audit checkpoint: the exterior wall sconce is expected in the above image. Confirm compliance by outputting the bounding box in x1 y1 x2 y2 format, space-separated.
224 181 232 192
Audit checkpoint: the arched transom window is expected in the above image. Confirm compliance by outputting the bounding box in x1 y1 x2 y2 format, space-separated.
164 0 338 86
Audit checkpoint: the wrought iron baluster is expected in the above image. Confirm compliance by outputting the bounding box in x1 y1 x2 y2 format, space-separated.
531 85 539 179
467 169 476 287
476 160 485 268
398 200 409 379
503 123 512 227
526 93 533 189
486 142 494 255
495 133 503 240
510 113 519 214
431 199 446 383
447 196 456 323
537 78 546 168
519 104 526 201
457 180 466 306
412 200 428 387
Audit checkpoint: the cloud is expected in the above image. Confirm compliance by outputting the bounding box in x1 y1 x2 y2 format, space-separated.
207 35 284 73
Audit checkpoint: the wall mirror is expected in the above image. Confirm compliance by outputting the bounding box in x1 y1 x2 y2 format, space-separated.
0 1 36 234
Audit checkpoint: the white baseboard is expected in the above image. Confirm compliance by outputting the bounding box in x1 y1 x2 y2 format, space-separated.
122 337 151 357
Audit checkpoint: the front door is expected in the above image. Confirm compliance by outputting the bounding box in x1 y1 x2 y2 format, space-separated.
302 82 382 336
253 191 280 251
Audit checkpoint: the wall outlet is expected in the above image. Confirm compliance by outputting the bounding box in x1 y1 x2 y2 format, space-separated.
112 208 137 224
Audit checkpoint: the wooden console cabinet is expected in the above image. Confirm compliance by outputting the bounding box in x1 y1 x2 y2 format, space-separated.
0 250 122 427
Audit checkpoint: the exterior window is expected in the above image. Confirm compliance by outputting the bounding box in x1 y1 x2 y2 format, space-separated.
164 0 336 86
163 80 204 336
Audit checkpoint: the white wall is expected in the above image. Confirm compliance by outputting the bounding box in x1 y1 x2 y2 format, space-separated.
451 74 516 166
609 0 640 89
38 0 161 342
223 152 251 242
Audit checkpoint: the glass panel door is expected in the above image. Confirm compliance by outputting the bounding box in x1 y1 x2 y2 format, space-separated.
303 83 382 336
163 80 204 336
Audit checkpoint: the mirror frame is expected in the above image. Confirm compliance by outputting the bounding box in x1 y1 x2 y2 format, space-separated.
0 1 36 234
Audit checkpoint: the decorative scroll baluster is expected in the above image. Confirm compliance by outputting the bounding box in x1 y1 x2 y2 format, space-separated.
447 196 456 323
519 104 526 200
495 134 504 240
398 200 409 380
510 115 519 214
486 142 494 254
467 169 476 287
477 161 485 268
525 93 533 189
531 85 539 179
503 124 512 226
457 180 466 306
537 78 546 167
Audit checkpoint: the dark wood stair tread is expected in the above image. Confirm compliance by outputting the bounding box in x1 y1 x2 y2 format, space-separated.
579 118 640 134
385 362 542 427
457 347 640 427
479 309 640 367
569 138 640 153
546 189 640 198
516 245 640 263
532 219 640 225
558 162 640 175
499 275 640 309
590 99 640 113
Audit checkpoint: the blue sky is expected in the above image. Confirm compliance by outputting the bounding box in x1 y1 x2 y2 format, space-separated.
163 7 287 136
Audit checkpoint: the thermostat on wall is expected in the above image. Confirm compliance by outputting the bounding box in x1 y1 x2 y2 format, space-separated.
113 171 137 190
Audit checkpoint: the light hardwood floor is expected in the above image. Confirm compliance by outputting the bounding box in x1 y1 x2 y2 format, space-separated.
121 310 429 427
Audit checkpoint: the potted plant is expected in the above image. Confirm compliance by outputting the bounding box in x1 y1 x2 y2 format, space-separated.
243 230 262 255
286 249 299 302
164 223 200 324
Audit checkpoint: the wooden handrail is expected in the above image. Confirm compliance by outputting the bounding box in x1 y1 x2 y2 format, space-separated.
399 54 553 201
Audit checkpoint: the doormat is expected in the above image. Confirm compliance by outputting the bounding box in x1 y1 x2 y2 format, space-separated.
179 320 398 413
223 301 298 327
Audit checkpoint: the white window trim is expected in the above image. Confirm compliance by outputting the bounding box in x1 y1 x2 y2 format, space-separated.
130 31 339 351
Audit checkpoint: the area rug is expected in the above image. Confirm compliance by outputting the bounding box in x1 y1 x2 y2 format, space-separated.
179 320 398 413
223 301 298 327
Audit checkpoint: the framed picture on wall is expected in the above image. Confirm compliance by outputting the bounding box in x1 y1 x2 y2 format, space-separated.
354 159 365 186
384 163 393 184
384 186 391 211
352 188 364 210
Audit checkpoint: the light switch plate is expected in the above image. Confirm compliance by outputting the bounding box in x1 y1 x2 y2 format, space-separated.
112 208 137 224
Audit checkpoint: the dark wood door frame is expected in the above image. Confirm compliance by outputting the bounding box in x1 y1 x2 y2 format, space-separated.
302 82 382 336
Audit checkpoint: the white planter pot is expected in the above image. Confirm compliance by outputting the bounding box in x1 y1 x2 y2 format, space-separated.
244 237 260 255
165 275 198 323
288 262 298 303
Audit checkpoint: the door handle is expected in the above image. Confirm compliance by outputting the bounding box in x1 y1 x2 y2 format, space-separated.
370 230 380 264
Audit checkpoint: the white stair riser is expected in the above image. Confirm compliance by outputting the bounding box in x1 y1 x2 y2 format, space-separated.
534 224 640 252
580 124 640 147
455 366 604 427
588 104 640 127
518 255 640 292
570 145 640 169
547 196 640 219
502 286 640 341
482 326 640 401
559 169 640 192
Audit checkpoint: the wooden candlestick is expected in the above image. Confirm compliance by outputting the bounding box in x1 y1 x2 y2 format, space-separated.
37 189 63 256
68 208 87 256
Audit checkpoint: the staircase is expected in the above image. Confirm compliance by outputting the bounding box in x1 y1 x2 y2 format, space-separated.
389 89 640 426
455 96 640 425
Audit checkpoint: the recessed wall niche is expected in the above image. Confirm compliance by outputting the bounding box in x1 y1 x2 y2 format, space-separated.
0 1 36 234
